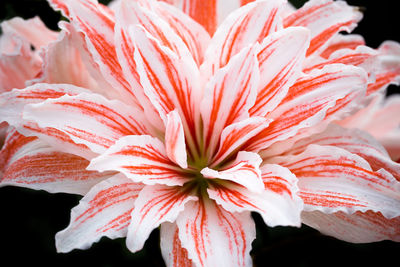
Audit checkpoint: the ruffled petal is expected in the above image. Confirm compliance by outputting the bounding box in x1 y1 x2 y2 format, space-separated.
284 0 362 57
56 174 143 252
250 27 310 117
88 135 190 186
0 128 109 195
201 151 263 193
207 163 302 227
302 210 400 243
176 199 255 267
23 92 149 154
126 184 197 252
270 144 400 218
201 45 259 157
320 34 365 59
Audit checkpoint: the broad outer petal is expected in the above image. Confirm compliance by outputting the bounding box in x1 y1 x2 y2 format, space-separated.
302 210 400 243
208 164 302 227
0 128 110 195
56 174 144 252
160 222 194 267
126 184 197 252
269 144 400 218
88 135 190 186
177 199 255 267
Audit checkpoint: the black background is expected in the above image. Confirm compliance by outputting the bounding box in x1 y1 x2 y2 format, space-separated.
0 1 399 266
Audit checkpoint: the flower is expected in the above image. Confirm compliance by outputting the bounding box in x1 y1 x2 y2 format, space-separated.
1 0 400 266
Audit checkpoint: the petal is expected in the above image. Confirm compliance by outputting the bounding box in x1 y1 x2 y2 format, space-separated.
160 222 194 267
126 184 197 252
201 151 263 193
176 199 255 267
181 0 217 35
284 0 362 57
302 210 400 243
23 92 149 154
212 116 271 166
201 45 259 157
203 0 284 72
88 135 190 186
249 26 310 117
270 144 400 218
0 128 109 195
207 163 302 227
319 34 365 59
1 16 57 49
56 174 143 252
165 110 188 169
49 0 140 106
247 64 367 152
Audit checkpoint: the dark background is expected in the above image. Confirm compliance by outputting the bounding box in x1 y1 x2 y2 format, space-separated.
0 1 399 266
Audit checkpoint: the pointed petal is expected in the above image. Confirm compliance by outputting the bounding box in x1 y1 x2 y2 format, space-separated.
302 210 400 243
208 163 302 227
23 92 149 154
201 151 263 193
320 34 365 59
126 184 197 252
56 174 143 252
270 145 400 218
201 45 259 157
250 27 310 117
284 0 362 57
181 0 217 35
247 64 367 152
212 117 271 166
88 135 190 186
0 128 109 195
165 110 187 169
160 222 194 267
1 16 57 49
49 0 139 106
177 199 255 267
203 0 284 71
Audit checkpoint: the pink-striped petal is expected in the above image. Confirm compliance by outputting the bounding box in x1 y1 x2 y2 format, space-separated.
165 110 187 169
284 0 362 57
246 64 367 152
207 164 302 227
23 92 149 154
212 117 271 166
270 145 400 218
160 222 194 267
126 184 197 252
201 45 259 157
88 135 190 186
302 210 400 243
203 0 284 72
201 151 263 193
56 174 143 252
320 34 365 59
176 198 255 267
181 0 217 35
250 27 310 117
0 128 109 195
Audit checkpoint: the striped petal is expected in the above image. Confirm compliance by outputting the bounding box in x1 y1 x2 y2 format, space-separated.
160 222 194 267
88 135 190 186
250 26 310 117
165 110 187 169
320 34 365 59
56 174 143 252
126 184 197 252
207 164 302 227
181 0 217 35
203 0 284 73
201 151 263 193
247 64 367 152
23 92 149 154
176 198 255 267
201 45 259 157
0 128 109 195
302 210 400 243
270 144 400 218
284 0 362 57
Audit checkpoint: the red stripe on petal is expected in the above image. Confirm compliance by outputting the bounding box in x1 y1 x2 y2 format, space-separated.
182 0 217 35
